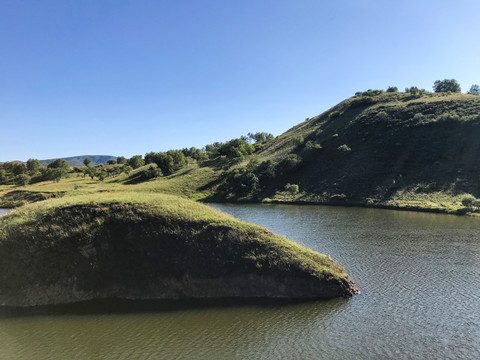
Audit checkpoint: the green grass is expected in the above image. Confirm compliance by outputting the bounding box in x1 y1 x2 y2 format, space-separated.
0 192 356 305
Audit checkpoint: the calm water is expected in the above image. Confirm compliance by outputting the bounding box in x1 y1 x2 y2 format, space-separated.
1 204 480 359
0 208 8 216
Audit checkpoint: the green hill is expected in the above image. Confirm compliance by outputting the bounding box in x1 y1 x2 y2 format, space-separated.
0 193 356 306
211 92 480 213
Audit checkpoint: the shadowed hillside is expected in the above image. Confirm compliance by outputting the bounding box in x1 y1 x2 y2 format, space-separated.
213 92 480 213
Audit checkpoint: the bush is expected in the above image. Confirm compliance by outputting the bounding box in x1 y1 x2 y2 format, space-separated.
350 96 375 108
376 111 388 120
284 183 299 194
276 154 301 176
355 89 383 97
461 194 476 209
337 144 352 152
386 86 398 92
14 174 31 186
329 111 340 119
435 112 461 123
305 141 322 151
413 113 424 122
141 165 163 180
292 135 304 146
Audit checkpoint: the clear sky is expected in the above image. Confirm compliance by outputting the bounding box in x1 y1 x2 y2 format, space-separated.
1 0 479 162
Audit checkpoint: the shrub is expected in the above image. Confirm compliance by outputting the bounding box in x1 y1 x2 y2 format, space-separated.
461 194 476 209
350 96 375 108
355 89 383 97
284 183 299 194
435 112 461 123
305 141 322 151
376 111 388 120
276 154 301 176
329 111 340 119
413 113 424 122
337 144 352 152
14 174 31 186
386 86 398 92
141 165 163 180
292 135 304 146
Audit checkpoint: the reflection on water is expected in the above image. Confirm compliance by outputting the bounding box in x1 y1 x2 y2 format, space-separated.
1 204 480 359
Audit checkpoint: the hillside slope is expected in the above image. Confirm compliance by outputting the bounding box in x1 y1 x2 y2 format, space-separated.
214 92 480 213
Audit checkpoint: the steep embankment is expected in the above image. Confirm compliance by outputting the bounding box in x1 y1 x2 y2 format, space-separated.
0 193 356 306
218 92 480 213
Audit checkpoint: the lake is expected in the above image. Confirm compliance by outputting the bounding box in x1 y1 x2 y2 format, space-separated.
1 204 480 359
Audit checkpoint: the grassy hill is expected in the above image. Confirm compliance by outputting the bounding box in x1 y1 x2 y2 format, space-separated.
0 193 356 306
39 155 117 167
208 92 480 213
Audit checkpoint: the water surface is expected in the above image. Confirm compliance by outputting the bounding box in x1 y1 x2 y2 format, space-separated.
1 204 479 359
0 208 8 216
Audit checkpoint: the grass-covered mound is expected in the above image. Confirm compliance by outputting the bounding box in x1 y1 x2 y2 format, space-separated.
0 193 356 306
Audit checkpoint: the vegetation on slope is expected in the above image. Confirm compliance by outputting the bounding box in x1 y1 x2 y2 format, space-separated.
2 89 480 215
0 193 356 305
213 91 480 214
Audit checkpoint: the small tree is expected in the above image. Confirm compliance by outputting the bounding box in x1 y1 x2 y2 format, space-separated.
83 157 92 167
116 156 128 164
14 174 31 186
433 79 461 93
26 158 41 174
46 168 64 183
128 155 145 169
386 86 398 92
467 84 480 95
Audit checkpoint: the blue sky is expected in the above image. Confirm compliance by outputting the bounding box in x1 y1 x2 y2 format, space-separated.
1 0 479 161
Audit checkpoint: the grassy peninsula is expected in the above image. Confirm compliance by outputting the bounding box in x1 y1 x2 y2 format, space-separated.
0 193 356 306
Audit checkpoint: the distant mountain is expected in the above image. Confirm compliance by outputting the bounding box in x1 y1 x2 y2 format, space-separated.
39 155 117 167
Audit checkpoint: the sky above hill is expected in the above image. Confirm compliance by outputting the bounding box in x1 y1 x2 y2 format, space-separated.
1 0 479 161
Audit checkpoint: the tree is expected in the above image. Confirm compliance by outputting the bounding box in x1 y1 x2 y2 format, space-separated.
128 155 145 169
386 86 398 92
46 168 64 183
433 79 461 93
154 153 174 175
47 159 69 171
247 132 274 144
8 162 27 176
405 86 426 98
467 84 480 95
83 157 92 167
116 156 128 164
166 150 186 171
14 174 31 186
26 158 41 174
46 159 69 182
